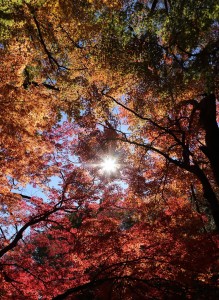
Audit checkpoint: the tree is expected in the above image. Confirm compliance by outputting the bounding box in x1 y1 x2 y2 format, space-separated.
0 0 218 299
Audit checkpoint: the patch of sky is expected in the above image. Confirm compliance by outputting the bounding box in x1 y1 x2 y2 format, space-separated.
45 77 57 86
77 40 86 48
191 47 201 55
94 10 102 20
11 183 46 200
58 65 69 72
57 111 68 124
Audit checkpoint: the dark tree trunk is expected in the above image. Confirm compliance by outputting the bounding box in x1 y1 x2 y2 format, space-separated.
193 165 219 231
199 94 219 186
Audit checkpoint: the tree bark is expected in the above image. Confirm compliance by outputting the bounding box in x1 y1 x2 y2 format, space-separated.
199 94 219 186
193 165 219 231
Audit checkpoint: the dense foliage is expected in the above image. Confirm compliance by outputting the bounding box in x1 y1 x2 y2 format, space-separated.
0 0 218 299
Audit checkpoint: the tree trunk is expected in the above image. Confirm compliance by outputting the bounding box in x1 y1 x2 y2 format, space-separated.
193 165 219 231
199 94 219 186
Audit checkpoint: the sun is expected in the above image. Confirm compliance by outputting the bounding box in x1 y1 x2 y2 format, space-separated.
100 156 118 173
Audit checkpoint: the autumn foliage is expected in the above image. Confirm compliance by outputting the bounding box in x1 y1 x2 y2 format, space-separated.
0 0 218 299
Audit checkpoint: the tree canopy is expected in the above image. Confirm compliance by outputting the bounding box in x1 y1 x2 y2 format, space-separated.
0 0 218 299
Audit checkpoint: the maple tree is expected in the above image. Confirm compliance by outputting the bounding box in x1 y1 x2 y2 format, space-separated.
0 0 219 299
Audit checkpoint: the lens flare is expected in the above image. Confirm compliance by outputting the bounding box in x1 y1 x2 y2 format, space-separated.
100 157 118 173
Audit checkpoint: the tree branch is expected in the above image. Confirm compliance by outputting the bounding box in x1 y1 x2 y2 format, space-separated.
111 136 219 230
31 13 69 70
